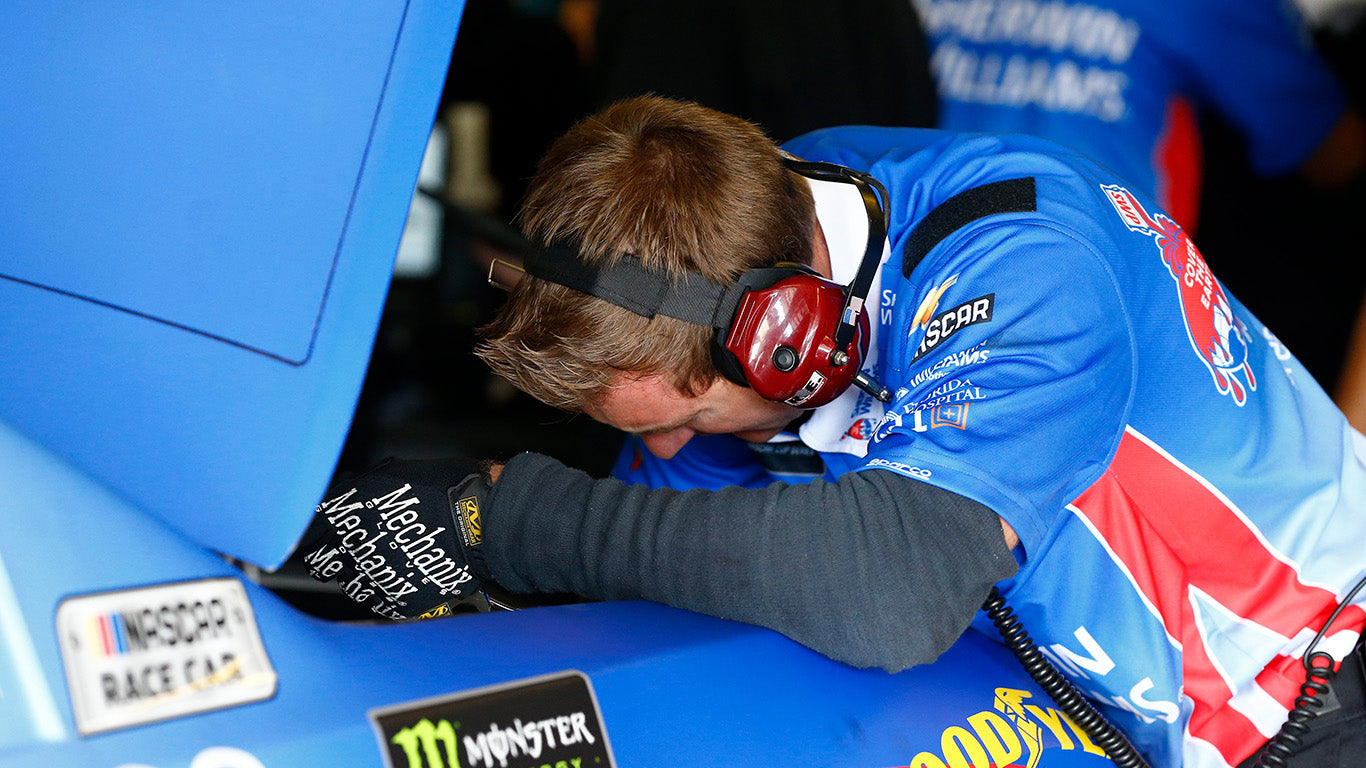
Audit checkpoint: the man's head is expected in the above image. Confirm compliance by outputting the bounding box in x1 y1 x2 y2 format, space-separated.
476 96 816 419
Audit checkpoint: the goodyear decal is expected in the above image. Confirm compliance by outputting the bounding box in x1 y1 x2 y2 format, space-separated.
889 688 1109 768
370 671 615 768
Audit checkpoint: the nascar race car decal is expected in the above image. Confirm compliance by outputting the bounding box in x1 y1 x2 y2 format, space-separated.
55 578 277 735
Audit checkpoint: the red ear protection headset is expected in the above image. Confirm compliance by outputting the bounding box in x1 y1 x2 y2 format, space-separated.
521 158 894 409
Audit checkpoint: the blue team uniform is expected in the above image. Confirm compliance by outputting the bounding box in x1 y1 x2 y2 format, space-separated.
913 0 1347 230
612 127 1366 768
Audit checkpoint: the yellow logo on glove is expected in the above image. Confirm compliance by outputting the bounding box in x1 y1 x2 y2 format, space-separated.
457 495 482 547
416 603 451 620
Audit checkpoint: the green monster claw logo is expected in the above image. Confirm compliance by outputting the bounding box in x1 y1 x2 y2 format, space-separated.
388 713 600 768
391 717 461 768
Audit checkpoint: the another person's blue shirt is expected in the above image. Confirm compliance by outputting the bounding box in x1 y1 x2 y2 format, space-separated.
914 0 1347 231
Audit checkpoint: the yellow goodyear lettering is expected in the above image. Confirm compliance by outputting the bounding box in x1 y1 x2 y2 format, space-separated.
899 688 1110 768
391 717 461 768
1023 703 1107 757
967 711 1023 767
994 688 1041 768
942 725 992 768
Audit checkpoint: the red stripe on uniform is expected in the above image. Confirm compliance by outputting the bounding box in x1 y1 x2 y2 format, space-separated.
1073 468 1265 761
1071 429 1361 763
1085 430 1361 638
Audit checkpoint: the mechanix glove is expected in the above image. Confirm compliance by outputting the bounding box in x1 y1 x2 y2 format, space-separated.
293 457 492 621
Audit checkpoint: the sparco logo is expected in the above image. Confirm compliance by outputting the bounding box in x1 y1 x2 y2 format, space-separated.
1102 184 1256 405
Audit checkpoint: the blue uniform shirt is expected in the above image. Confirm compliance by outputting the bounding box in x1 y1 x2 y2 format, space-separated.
614 127 1366 768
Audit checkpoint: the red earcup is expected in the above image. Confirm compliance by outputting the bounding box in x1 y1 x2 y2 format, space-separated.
723 273 868 408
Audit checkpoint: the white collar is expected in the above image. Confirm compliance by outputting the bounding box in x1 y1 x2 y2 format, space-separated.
783 175 891 457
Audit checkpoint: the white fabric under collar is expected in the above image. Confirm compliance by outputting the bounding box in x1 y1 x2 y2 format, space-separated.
779 175 892 457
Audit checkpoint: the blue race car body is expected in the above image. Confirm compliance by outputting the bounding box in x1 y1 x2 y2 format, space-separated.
0 2 1120 766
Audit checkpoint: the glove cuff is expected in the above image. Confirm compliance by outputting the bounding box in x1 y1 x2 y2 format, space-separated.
448 473 494 582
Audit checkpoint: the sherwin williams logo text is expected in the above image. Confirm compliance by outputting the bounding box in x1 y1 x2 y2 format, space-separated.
920 0 1140 123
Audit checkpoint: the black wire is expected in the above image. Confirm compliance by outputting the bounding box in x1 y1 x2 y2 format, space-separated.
987 575 1366 768
1252 574 1366 768
983 587 1154 768
1299 576 1366 674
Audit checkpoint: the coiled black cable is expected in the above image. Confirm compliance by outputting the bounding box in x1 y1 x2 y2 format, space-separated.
1252 575 1366 768
1252 651 1336 768
983 586 1153 768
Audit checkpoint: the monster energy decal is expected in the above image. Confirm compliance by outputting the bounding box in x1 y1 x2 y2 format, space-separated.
370 671 615 768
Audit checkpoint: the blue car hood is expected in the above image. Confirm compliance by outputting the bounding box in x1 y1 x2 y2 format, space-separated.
0 0 463 567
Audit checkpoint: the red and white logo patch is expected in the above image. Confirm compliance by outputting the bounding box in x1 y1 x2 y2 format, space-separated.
844 418 874 441
1102 184 1256 405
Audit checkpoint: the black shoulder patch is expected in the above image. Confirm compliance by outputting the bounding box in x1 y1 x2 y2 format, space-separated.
904 177 1037 278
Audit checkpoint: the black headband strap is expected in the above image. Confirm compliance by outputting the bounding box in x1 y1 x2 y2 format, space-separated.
523 243 728 327
522 159 892 350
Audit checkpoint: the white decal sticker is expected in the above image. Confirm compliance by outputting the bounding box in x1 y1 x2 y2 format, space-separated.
56 578 277 735
784 371 827 406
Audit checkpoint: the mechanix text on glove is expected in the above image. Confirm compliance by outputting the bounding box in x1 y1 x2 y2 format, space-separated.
298 464 487 621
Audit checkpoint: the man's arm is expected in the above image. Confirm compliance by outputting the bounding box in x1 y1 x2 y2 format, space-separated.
1299 108 1366 188
483 452 1018 672
1334 289 1366 432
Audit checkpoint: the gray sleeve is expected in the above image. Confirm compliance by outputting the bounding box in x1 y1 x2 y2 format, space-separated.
482 451 1018 672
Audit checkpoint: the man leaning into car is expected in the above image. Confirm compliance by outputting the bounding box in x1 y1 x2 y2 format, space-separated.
292 97 1366 768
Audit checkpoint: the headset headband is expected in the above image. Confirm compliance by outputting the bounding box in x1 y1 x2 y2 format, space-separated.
522 159 889 355
518 157 894 405
781 159 890 358
523 244 727 326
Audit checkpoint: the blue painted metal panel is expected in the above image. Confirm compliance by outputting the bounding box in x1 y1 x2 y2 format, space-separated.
0 0 462 567
0 418 1116 767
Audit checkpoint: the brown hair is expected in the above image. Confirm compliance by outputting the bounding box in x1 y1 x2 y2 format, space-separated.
476 96 815 411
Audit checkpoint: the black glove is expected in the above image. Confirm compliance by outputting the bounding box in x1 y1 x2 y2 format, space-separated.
294 457 491 620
